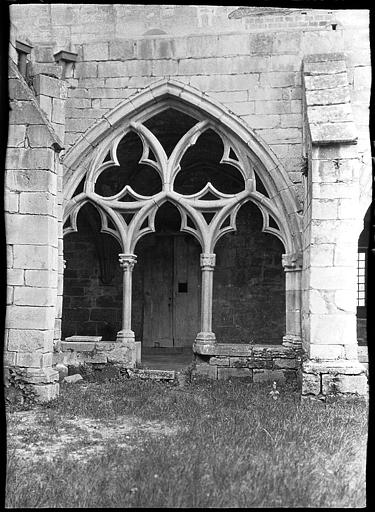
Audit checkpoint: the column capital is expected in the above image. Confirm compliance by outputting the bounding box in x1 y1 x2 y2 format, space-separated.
119 253 137 271
282 251 302 272
200 253 216 269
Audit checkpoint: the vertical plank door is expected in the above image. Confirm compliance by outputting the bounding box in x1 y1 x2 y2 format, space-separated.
142 236 174 347
173 235 200 347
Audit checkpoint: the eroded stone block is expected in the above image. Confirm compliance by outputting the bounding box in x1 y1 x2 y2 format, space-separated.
322 373 368 396
217 367 252 380
301 372 321 395
253 369 285 383
209 357 230 366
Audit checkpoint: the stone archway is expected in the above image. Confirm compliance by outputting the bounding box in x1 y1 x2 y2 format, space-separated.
62 79 303 360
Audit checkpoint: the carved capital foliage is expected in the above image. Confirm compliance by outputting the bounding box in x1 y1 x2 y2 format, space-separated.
119 253 137 271
200 253 216 269
282 251 303 271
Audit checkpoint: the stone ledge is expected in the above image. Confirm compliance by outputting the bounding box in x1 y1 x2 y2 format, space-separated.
302 360 366 376
304 53 345 63
193 343 297 358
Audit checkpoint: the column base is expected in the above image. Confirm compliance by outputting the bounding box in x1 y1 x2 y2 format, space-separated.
116 329 135 343
301 360 368 398
282 334 302 350
194 331 217 349
113 330 137 367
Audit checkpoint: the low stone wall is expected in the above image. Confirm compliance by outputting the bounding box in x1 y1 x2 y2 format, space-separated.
53 340 140 367
193 343 302 383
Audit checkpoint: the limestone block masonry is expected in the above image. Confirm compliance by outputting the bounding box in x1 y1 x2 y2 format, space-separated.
5 60 66 401
193 344 302 384
6 5 371 400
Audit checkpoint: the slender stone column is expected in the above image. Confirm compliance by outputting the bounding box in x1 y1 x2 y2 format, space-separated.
116 253 137 343
282 252 303 349
195 253 217 346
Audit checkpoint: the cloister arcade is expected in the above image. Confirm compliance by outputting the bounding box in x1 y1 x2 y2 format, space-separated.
61 81 303 356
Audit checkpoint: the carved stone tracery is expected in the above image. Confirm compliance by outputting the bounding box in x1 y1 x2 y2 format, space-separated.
63 82 303 348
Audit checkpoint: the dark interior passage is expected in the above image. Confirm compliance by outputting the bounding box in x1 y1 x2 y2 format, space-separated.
213 201 285 344
62 204 123 340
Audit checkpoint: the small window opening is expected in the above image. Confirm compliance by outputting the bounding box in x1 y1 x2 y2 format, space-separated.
331 24 337 31
178 282 188 293
15 40 32 76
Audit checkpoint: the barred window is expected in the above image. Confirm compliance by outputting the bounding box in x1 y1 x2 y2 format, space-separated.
357 250 366 307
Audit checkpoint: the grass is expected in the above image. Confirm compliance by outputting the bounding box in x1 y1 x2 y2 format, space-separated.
6 376 368 508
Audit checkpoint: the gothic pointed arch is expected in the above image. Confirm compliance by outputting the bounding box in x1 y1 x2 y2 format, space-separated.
63 78 302 256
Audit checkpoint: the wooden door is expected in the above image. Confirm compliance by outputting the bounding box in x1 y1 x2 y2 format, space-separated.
142 234 200 347
173 235 200 347
143 236 174 347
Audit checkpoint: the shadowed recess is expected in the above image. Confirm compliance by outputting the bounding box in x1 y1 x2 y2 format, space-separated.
143 108 199 157
154 202 182 233
213 200 285 344
95 131 162 197
174 129 245 195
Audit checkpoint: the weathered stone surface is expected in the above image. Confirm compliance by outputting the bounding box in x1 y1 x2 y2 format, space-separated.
273 358 299 369
13 287 56 306
309 122 357 145
33 383 60 402
253 369 286 383
209 357 230 366
64 373 83 384
194 343 254 357
322 374 368 396
33 74 65 98
217 367 252 380
7 268 24 286
24 269 58 287
129 368 175 380
61 341 95 352
107 344 136 366
55 363 68 381
301 372 321 395
13 245 56 270
195 363 218 379
6 305 56 330
77 352 108 364
8 329 52 352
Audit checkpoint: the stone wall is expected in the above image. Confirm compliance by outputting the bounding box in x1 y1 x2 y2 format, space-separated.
213 201 285 344
5 60 65 400
62 230 123 340
10 7 371 223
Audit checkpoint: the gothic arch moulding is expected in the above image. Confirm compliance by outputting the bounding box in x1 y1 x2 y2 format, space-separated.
63 78 302 255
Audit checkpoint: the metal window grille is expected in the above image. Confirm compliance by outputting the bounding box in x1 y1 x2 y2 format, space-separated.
357 251 366 307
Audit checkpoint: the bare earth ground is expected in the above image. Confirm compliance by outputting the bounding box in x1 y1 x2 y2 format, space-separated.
7 407 180 463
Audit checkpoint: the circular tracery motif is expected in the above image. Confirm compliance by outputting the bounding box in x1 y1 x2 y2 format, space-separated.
64 108 285 254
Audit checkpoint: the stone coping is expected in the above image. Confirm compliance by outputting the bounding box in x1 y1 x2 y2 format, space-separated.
193 343 297 358
60 340 131 352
